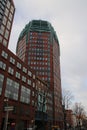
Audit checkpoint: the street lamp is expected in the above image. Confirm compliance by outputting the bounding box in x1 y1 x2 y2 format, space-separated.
3 98 14 130
3 98 9 130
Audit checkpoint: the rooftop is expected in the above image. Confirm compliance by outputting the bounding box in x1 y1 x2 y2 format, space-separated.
18 20 59 43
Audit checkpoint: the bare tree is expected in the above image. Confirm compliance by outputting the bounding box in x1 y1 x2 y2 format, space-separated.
73 102 85 128
62 89 74 109
62 89 74 130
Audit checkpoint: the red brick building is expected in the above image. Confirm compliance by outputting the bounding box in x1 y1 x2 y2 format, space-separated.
66 109 73 128
16 20 63 127
0 0 63 129
0 43 37 130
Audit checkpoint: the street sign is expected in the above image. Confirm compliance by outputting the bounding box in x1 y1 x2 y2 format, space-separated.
4 106 14 111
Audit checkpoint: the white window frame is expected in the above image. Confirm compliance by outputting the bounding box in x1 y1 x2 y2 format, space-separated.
0 61 6 70
15 72 20 79
28 70 32 77
8 67 14 75
27 79 31 85
17 62 22 69
22 76 26 82
23 67 27 73
1 50 8 59
10 57 15 65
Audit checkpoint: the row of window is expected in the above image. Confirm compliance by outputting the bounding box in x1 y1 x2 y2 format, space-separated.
28 49 50 54
29 56 50 60
30 66 50 72
0 24 9 38
29 48 50 53
29 32 50 37
0 61 35 86
31 59 48 65
0 0 14 14
29 39 49 44
2 15 11 29
0 74 36 105
29 43 50 48
29 35 49 40
30 61 48 66
30 66 50 70
0 25 10 47
1 50 35 78
39 77 50 81
28 52 50 58
0 35 8 47
29 57 49 61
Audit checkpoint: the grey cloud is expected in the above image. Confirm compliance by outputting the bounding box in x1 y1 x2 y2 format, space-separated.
9 0 87 111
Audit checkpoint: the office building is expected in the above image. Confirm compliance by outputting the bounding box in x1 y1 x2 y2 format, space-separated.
0 0 15 48
16 20 63 127
0 43 37 130
0 1 56 129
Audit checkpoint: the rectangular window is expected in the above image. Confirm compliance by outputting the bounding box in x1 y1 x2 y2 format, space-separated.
27 79 31 85
0 3 5 10
7 21 11 30
22 76 26 82
32 91 35 96
2 16 7 26
10 57 15 65
16 62 22 69
11 5 14 14
0 25 5 35
33 74 35 79
23 67 27 73
0 61 6 70
5 29 9 40
5 78 19 100
7 1 10 9
2 1 6 6
5 8 9 17
15 72 20 79
8 67 14 75
9 12 12 21
3 39 7 47
20 86 30 104
0 74 4 95
33 82 35 88
0 8 4 15
28 70 32 77
1 50 8 59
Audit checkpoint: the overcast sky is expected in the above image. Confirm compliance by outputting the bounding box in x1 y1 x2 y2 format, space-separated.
9 0 87 111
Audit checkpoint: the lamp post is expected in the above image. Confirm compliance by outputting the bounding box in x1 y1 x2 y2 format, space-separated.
3 98 9 130
3 98 14 130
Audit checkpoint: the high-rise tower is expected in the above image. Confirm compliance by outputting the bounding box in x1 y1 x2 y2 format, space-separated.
0 0 15 48
16 20 63 126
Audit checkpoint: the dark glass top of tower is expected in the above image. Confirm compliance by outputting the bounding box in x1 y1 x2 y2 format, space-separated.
18 20 59 43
